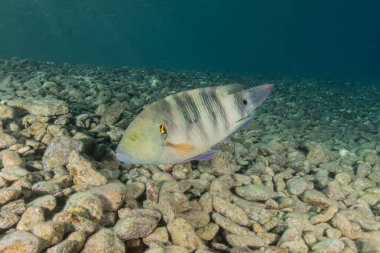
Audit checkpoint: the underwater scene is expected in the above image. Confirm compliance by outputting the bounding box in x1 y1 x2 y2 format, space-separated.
0 1 379 253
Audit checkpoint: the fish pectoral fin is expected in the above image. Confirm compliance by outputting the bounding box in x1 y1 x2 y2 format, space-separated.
184 150 217 162
229 116 256 136
165 142 196 155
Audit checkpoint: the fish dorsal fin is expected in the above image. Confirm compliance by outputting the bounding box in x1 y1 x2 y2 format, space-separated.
215 83 244 96
165 142 196 156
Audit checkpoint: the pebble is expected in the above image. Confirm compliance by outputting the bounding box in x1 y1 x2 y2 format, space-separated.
0 230 49 253
90 182 127 212
30 221 66 246
0 130 17 149
81 228 125 253
42 136 83 171
302 189 333 208
17 206 45 231
144 246 190 253
114 216 158 240
176 210 210 228
286 177 308 196
64 191 104 222
67 151 107 186
159 192 190 213
0 105 15 120
1 199 26 214
27 194 57 211
226 234 266 248
96 103 124 124
235 184 276 201
32 181 61 195
0 210 20 229
195 223 219 241
167 218 206 250
46 230 86 253
143 227 169 246
212 196 249 226
1 150 24 167
212 213 249 235
125 181 145 199
277 227 308 253
311 238 345 253
53 211 98 234
0 185 22 205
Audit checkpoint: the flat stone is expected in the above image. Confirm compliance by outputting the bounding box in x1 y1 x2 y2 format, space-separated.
167 218 206 250
0 185 22 205
0 105 15 120
302 190 333 208
1 150 24 167
212 213 249 235
8 99 69 116
17 206 45 231
143 227 169 245
235 184 276 201
114 216 158 241
46 230 86 253
67 151 107 186
1 199 26 215
64 192 104 222
0 230 49 253
286 177 308 196
81 228 125 253
311 239 344 253
0 210 20 229
196 223 219 241
42 136 83 171
118 208 162 221
90 182 127 212
53 211 98 235
177 210 210 228
96 103 124 124
0 131 17 149
27 194 57 211
212 196 249 226
32 181 61 195
159 192 190 213
30 221 66 246
226 234 266 248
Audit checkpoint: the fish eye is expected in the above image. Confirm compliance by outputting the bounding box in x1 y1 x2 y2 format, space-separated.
159 123 167 137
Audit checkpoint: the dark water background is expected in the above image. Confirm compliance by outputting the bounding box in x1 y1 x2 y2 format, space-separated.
0 0 379 77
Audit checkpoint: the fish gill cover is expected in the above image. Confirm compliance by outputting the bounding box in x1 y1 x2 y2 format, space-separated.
0 1 379 253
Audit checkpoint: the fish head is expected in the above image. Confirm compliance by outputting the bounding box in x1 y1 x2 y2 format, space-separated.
116 110 166 164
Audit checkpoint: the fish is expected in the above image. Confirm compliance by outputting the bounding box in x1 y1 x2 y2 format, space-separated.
116 83 272 165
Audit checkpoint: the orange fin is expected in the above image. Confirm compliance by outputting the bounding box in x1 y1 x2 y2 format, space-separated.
165 142 195 155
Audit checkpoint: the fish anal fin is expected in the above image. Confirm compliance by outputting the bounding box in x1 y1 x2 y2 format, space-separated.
184 150 217 162
165 142 196 155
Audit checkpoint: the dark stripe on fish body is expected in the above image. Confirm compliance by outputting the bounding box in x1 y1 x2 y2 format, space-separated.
233 93 246 118
210 91 229 130
183 92 207 138
158 98 173 118
173 94 192 125
200 89 218 130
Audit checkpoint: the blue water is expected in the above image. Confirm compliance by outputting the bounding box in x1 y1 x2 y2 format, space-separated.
0 0 379 77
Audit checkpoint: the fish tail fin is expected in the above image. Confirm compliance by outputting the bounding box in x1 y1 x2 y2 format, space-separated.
240 84 273 112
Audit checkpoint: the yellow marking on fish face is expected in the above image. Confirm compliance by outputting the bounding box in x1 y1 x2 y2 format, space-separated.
159 123 167 136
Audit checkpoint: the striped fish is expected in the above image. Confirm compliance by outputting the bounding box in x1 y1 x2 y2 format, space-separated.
116 83 272 164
